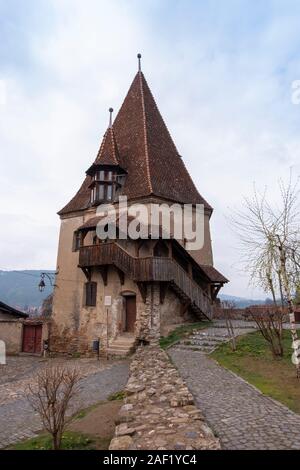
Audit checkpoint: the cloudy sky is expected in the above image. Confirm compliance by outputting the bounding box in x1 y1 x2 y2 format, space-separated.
1 0 300 298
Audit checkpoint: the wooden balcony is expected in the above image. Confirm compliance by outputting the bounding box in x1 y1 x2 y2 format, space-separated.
79 243 213 319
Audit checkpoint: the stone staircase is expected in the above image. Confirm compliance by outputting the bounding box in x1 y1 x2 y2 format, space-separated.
172 321 257 354
107 334 136 357
175 330 230 353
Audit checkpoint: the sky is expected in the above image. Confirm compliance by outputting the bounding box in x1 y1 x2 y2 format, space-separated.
1 0 300 299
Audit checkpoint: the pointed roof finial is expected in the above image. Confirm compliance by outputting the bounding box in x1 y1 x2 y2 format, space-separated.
109 107 113 128
137 53 142 72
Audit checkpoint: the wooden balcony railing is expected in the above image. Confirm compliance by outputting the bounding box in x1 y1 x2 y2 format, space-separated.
79 243 212 319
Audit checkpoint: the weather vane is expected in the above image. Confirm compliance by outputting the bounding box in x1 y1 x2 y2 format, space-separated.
137 53 142 72
109 107 113 128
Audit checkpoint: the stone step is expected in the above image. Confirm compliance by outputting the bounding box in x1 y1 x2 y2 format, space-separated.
178 342 215 350
188 339 227 346
190 335 227 342
192 337 227 343
183 341 226 349
107 347 132 357
110 340 135 347
175 332 230 353
109 335 135 346
195 332 229 337
109 343 132 349
211 324 256 329
173 345 213 353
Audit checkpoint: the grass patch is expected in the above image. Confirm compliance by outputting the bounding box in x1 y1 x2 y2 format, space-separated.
74 401 103 420
107 390 126 401
211 330 300 413
160 321 211 349
9 397 121 451
9 431 97 450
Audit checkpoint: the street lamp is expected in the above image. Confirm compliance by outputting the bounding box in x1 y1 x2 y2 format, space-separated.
38 277 46 292
38 272 57 292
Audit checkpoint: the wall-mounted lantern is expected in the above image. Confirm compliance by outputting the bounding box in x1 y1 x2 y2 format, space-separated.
38 272 57 292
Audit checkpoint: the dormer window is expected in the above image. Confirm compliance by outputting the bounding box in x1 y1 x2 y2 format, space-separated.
94 170 115 182
90 168 123 205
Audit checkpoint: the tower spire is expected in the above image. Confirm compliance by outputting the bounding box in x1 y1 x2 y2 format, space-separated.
137 53 142 72
109 107 113 128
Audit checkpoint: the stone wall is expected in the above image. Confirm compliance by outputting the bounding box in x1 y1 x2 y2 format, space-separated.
109 345 220 450
160 288 197 337
135 284 160 344
0 318 23 354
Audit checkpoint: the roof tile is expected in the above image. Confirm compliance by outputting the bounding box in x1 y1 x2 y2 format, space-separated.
59 71 212 215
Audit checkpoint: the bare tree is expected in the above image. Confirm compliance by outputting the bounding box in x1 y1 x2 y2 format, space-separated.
246 306 284 357
28 366 81 449
221 301 237 351
230 173 300 376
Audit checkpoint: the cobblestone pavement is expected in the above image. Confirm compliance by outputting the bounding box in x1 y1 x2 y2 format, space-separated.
0 356 117 406
0 358 129 448
169 348 300 450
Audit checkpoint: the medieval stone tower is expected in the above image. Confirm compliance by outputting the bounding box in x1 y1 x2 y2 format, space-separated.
51 57 227 356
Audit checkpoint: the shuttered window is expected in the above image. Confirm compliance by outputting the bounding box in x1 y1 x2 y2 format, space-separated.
73 231 82 251
85 282 97 307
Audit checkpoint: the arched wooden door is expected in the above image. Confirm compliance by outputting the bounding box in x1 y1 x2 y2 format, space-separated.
125 296 136 333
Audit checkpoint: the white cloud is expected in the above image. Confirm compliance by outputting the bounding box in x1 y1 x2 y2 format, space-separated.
0 79 7 106
1 0 300 298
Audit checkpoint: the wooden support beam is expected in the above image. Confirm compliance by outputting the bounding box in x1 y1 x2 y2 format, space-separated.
137 282 147 303
115 267 125 285
135 240 145 257
80 267 91 282
211 284 222 301
99 266 108 286
180 300 191 317
160 282 169 304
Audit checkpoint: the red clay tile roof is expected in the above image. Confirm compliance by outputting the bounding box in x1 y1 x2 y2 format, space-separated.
77 215 138 231
94 127 120 166
199 265 229 283
58 71 212 216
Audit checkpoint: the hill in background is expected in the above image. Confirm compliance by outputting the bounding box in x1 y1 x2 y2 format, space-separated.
219 294 266 308
0 270 54 311
0 270 267 312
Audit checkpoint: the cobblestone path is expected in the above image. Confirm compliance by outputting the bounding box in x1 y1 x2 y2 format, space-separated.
0 359 129 448
169 348 300 450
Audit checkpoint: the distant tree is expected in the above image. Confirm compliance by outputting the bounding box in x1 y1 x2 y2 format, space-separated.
246 306 284 357
221 300 237 351
294 285 300 306
41 294 53 317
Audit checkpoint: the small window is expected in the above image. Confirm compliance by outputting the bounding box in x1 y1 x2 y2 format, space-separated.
106 184 113 200
85 282 97 307
95 170 105 181
96 184 104 200
73 232 82 251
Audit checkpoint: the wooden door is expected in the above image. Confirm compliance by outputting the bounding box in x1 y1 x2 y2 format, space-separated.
34 325 42 353
125 296 136 333
22 325 42 353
